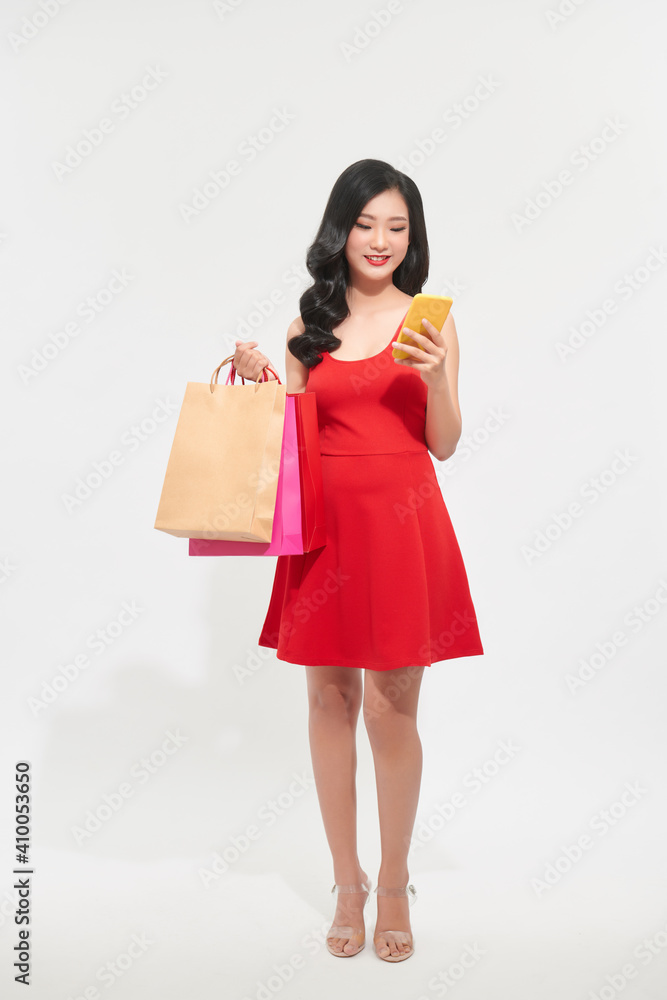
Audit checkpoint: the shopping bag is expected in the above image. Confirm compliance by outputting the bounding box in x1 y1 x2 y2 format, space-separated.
154 357 285 540
188 390 327 556
188 393 304 556
294 391 327 552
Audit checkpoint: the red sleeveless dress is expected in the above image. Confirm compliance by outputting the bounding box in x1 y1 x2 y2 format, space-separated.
258 310 484 670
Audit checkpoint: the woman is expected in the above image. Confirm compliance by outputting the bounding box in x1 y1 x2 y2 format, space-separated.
232 159 484 962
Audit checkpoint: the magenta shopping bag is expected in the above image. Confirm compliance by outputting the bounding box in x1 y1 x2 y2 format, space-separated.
188 393 304 556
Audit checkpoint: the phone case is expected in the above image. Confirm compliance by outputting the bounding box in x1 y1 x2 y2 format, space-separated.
392 294 453 360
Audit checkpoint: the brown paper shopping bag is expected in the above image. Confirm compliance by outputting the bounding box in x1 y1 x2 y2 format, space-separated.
154 356 286 540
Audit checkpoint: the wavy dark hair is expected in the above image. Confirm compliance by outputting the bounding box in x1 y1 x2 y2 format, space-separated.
288 159 429 369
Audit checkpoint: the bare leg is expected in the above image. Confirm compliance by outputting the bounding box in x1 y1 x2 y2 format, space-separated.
305 664 368 955
363 665 425 959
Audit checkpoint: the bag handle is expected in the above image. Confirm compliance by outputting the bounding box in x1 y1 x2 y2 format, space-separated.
210 355 282 393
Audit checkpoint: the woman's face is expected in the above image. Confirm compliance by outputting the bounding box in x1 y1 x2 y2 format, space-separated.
344 188 410 283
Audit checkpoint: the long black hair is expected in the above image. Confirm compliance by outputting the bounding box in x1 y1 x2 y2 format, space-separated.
289 159 429 369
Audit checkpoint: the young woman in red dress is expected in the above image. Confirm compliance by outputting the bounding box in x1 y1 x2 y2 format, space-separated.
231 159 483 962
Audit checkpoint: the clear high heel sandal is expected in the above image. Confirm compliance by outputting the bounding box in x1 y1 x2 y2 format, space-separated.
373 883 417 962
326 876 372 957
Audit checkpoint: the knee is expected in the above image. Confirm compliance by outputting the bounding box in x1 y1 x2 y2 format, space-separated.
308 681 360 722
363 699 416 747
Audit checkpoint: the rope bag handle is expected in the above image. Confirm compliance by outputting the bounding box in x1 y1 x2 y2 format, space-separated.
210 355 282 393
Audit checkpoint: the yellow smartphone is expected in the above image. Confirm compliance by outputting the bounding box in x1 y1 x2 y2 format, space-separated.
392 294 452 360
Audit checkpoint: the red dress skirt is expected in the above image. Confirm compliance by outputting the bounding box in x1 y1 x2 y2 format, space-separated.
258 312 484 670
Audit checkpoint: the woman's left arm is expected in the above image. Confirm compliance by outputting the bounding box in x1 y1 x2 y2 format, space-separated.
392 312 462 462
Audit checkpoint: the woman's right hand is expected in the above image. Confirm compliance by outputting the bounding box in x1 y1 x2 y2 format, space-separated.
232 339 277 380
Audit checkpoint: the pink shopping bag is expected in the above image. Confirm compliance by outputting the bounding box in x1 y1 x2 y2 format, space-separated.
188 393 304 556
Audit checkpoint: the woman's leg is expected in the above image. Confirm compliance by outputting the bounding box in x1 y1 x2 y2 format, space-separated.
363 664 425 958
305 664 367 955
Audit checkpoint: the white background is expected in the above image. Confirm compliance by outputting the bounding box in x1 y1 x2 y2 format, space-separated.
2 0 667 997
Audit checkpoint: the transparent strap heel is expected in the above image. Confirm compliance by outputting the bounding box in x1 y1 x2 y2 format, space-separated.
373 883 417 962
326 876 372 958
